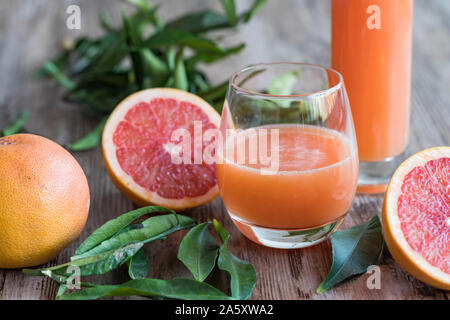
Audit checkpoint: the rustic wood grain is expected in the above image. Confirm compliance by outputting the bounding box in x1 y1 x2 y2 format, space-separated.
0 0 449 300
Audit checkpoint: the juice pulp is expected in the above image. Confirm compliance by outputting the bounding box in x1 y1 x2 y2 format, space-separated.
331 0 413 162
216 125 358 229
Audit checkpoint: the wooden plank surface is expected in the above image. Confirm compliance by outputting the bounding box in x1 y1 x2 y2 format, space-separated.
0 0 449 300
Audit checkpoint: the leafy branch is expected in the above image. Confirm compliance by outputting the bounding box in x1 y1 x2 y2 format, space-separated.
36 0 267 151
23 206 257 300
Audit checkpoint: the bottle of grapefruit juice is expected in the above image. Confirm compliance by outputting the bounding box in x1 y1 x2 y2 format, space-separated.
331 0 414 193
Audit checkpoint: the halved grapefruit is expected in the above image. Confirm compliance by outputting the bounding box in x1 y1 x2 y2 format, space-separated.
383 147 450 290
102 88 221 211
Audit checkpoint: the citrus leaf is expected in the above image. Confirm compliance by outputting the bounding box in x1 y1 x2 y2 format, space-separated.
198 81 228 103
70 36 113 75
242 0 267 22
122 11 144 88
75 206 175 255
128 248 150 279
178 222 219 282
68 117 107 151
73 214 196 260
125 0 152 11
213 219 230 243
39 61 75 91
187 43 245 66
86 32 127 75
213 220 257 300
24 242 144 278
268 71 300 96
165 10 229 33
2 110 30 136
220 0 237 25
173 48 188 91
56 284 68 298
99 11 115 32
142 49 169 86
34 52 70 78
57 278 234 300
142 29 223 52
317 215 383 294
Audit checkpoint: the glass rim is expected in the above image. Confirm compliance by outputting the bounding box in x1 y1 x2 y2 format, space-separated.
229 62 344 99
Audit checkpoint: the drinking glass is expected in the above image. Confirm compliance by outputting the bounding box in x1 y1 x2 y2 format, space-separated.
217 62 358 249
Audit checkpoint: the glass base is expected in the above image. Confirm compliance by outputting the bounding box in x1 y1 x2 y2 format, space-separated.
358 151 407 194
230 214 345 249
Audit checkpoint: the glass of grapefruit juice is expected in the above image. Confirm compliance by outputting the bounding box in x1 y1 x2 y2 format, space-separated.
331 0 413 193
217 63 359 249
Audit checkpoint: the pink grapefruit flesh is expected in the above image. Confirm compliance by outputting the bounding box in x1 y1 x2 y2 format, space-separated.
103 88 221 210
398 157 449 274
383 147 450 290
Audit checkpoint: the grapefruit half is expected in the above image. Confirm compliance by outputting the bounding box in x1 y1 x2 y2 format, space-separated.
382 147 450 290
103 88 221 211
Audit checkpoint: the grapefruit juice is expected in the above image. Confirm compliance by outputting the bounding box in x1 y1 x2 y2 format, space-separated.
217 125 358 232
331 0 413 191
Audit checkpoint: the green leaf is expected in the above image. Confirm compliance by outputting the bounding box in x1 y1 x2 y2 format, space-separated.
267 71 301 108
317 215 383 294
125 0 151 11
173 48 188 91
142 29 223 52
213 219 229 243
191 72 210 92
87 32 127 75
220 0 237 25
39 61 75 91
99 11 115 32
70 36 111 75
178 222 219 282
268 71 300 96
165 47 177 71
57 278 234 300
34 52 70 78
56 284 68 298
73 214 196 260
130 4 162 29
128 248 150 279
123 11 144 88
68 117 107 151
242 0 267 22
36 0 266 140
24 242 144 278
165 10 230 33
2 110 30 136
187 43 245 66
142 49 169 86
284 222 337 242
213 220 256 300
198 81 228 102
75 206 175 255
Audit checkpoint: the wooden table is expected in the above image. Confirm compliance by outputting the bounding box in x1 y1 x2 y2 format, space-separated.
0 0 449 300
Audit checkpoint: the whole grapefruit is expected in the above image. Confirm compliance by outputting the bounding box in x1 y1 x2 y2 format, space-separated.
0 134 90 268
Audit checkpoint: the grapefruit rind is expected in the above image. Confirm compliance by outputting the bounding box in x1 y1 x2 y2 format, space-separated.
382 147 450 290
103 88 220 211
0 134 90 268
